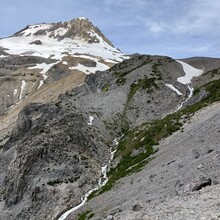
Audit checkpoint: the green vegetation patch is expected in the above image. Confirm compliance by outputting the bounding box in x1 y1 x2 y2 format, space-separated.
116 77 126 86
114 55 152 78
204 68 220 77
91 79 220 197
47 176 80 186
47 179 63 186
77 210 94 220
102 84 110 92
128 76 158 101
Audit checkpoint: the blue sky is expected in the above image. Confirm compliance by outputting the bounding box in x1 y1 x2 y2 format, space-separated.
1 0 220 58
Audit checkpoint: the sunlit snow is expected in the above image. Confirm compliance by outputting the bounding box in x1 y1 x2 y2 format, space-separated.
87 116 94 125
165 83 183 95
0 23 128 62
37 80 44 89
13 89 18 96
70 62 109 74
28 62 58 79
0 22 129 78
19 80 26 100
177 60 203 84
0 55 8 58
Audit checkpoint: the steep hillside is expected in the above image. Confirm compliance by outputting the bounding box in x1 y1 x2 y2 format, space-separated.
1 52 220 220
73 101 220 220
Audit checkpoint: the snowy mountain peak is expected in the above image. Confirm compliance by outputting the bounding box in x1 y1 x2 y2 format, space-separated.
0 17 128 64
12 17 114 47
0 17 129 109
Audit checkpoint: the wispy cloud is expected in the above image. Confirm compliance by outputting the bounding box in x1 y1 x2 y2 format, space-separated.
141 0 220 36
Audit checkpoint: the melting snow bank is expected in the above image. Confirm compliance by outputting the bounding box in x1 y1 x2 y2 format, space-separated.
171 84 194 114
164 60 203 115
13 89 18 96
69 62 109 75
28 62 59 80
87 116 94 125
177 60 203 84
58 137 120 220
19 80 26 100
165 84 183 95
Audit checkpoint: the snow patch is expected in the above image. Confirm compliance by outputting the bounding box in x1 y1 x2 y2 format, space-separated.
78 17 88 20
13 89 18 96
177 60 203 84
19 80 26 100
87 116 94 125
37 80 44 89
28 62 58 79
70 62 109 74
0 30 128 62
52 27 68 38
104 58 118 64
172 84 194 113
62 61 68 65
165 84 183 95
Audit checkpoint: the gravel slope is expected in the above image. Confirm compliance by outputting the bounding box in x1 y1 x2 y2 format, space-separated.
69 101 220 220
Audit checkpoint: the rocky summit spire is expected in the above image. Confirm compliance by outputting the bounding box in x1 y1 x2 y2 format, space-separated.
60 17 114 47
13 17 114 47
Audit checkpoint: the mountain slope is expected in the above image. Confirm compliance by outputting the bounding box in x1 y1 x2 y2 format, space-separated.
1 53 220 219
0 17 129 149
73 101 220 220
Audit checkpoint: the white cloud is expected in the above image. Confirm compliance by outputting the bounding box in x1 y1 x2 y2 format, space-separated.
140 0 220 37
145 21 166 34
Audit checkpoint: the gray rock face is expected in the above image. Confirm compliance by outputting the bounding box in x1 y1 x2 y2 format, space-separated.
2 102 111 219
0 55 56 115
29 40 43 45
60 18 114 46
71 102 220 220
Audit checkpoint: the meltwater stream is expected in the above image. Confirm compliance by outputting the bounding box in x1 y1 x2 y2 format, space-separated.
162 83 194 119
171 84 194 114
58 137 120 220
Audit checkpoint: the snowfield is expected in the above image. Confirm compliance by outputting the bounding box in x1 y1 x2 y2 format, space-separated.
0 20 128 76
177 60 203 84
